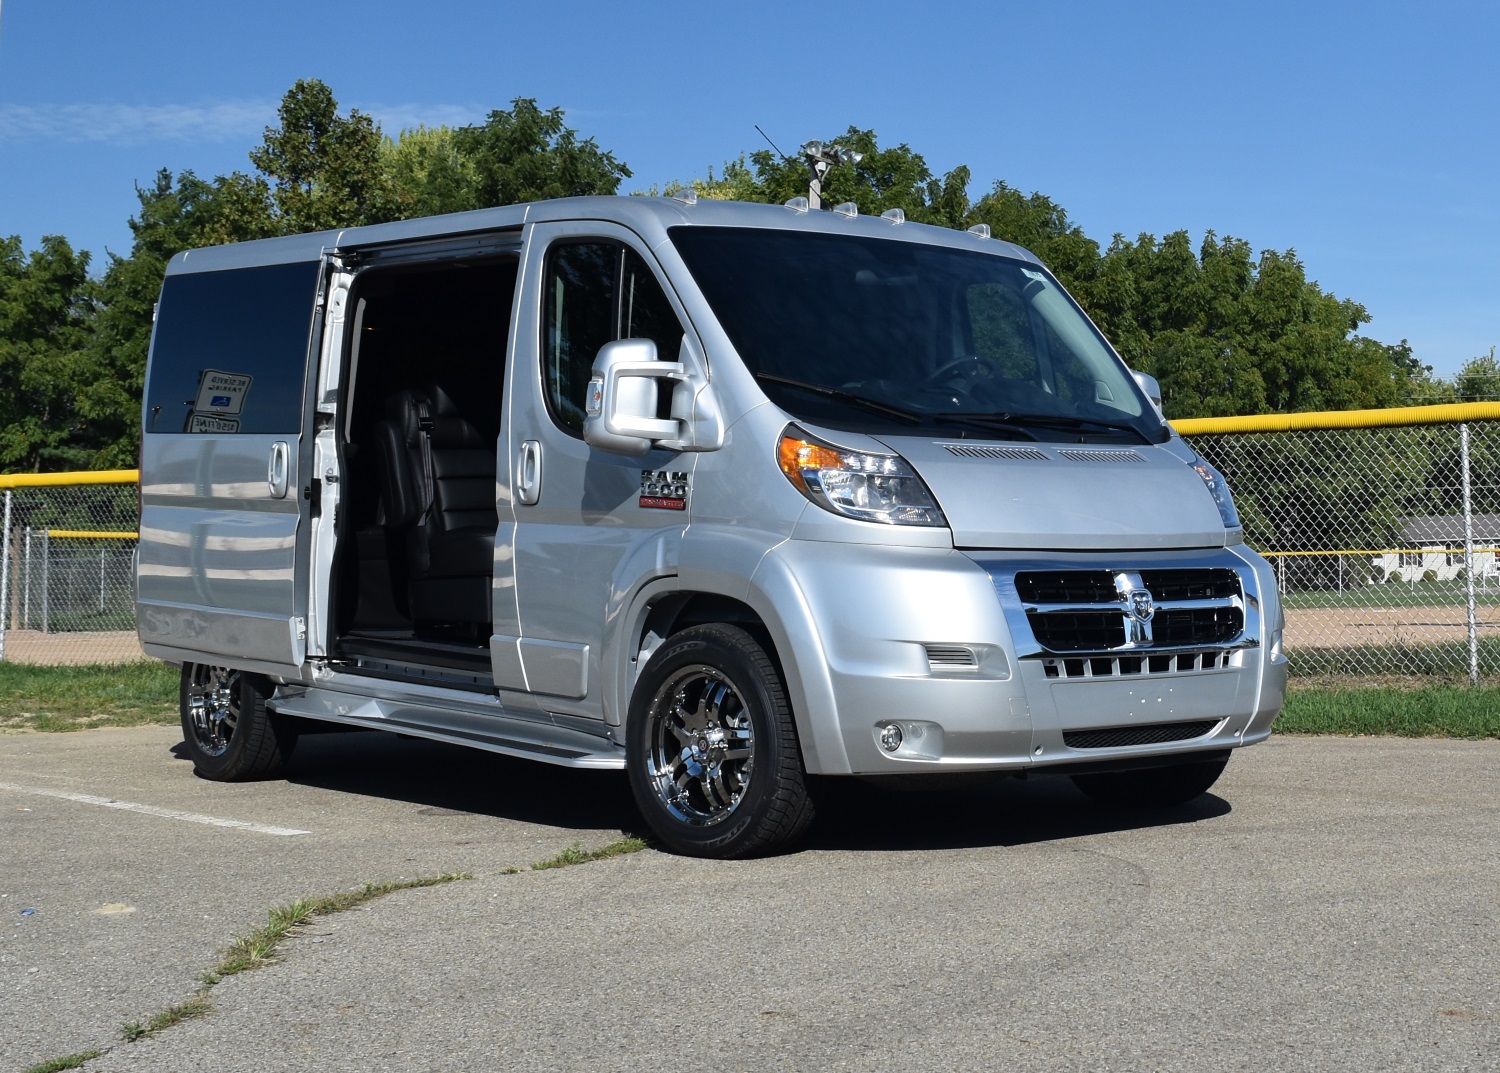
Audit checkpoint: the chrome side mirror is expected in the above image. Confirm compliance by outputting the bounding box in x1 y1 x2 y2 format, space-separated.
1132 370 1163 412
583 339 686 455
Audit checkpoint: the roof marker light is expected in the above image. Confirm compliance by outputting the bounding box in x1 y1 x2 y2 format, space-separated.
833 202 858 218
881 208 905 225
967 223 992 239
671 189 698 207
784 196 810 213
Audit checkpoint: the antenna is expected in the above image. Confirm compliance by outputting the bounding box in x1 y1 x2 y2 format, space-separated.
755 124 791 162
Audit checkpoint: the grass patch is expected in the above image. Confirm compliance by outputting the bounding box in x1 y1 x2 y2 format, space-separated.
1279 685 1500 738
22 1052 103 1073
208 873 472 982
120 995 211 1041
529 837 649 871
116 872 470 1045
0 661 177 732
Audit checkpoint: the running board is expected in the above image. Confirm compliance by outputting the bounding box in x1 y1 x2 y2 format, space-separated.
269 682 625 770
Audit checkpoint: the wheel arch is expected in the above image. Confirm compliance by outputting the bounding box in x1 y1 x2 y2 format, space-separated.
612 576 850 775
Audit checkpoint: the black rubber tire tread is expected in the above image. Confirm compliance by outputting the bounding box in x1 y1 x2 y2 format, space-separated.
626 623 815 859
179 664 298 782
1069 755 1230 808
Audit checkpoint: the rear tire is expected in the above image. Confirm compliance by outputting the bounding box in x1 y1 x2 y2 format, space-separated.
179 663 298 781
1070 756 1229 807
626 624 814 858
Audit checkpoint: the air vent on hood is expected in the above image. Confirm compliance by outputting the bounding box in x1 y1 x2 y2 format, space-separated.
1058 448 1145 463
940 444 1050 461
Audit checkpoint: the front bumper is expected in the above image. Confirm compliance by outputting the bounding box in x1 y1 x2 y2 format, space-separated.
755 541 1287 776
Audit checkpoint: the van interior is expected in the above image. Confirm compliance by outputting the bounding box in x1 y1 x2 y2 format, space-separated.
330 256 517 677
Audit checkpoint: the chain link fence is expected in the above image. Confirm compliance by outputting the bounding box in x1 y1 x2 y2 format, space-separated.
1184 406 1500 682
0 472 143 665
7 409 1500 678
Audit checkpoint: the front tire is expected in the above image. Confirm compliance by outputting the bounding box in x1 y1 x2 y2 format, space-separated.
179 663 298 781
1070 755 1229 807
626 624 815 858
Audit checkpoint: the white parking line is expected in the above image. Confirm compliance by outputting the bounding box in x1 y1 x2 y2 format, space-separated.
0 781 311 836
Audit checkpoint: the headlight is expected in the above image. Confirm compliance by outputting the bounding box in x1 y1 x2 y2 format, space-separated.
777 425 947 526
1191 455 1242 532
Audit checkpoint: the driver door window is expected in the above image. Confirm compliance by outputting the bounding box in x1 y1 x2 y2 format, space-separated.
542 242 683 435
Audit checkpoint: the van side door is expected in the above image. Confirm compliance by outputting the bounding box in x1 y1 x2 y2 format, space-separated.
137 254 327 677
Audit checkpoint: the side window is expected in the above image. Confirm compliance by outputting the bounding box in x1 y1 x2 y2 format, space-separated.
542 241 684 436
622 249 683 363
144 261 321 434
543 243 617 434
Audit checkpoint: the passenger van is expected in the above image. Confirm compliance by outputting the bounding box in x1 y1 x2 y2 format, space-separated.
137 195 1286 857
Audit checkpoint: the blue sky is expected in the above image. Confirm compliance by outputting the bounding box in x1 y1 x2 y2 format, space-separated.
1 0 1495 378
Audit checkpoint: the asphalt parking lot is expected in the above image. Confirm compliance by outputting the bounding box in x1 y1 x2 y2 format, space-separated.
2 726 1497 1073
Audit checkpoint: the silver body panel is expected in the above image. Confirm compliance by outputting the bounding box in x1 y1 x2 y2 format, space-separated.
138 196 1287 775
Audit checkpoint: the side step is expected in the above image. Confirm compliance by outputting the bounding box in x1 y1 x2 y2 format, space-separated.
269 679 625 770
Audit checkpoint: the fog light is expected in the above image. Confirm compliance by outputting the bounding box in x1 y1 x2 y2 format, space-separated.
878 723 904 752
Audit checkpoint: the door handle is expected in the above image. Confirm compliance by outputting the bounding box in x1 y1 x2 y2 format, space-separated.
517 440 542 506
268 441 290 499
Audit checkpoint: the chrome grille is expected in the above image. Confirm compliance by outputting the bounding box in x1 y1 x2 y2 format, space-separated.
1042 650 1234 679
1017 567 1245 655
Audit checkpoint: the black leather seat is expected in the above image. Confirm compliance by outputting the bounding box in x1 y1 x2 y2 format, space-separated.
374 385 497 630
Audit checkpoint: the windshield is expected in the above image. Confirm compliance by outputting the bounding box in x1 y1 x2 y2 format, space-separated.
669 226 1165 443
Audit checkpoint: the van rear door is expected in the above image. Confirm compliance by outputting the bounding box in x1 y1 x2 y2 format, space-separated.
137 250 328 677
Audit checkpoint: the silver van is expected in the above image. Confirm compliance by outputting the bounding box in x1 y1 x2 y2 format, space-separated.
137 195 1286 857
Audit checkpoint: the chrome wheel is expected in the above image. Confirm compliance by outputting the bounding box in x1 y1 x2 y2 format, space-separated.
644 663 756 827
184 665 240 758
627 624 814 857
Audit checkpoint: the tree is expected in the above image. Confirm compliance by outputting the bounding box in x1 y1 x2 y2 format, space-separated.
1087 231 1417 418
966 181 1101 297
744 127 971 226
0 236 102 471
1453 348 1500 401
382 125 480 218
247 78 394 233
452 98 631 207
660 154 764 202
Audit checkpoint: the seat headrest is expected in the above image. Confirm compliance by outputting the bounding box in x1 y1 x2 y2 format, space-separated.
387 385 486 449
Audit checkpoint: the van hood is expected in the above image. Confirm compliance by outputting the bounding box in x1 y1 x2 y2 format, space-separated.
876 437 1229 550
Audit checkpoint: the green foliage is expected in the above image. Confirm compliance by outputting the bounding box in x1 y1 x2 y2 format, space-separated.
745 127 972 226
529 837 649 870
1090 231 1416 418
453 98 630 207
7 81 1494 475
21 1051 104 1073
382 125 480 218
247 78 395 233
1453 347 1500 401
967 181 1101 297
0 235 105 471
658 154 764 202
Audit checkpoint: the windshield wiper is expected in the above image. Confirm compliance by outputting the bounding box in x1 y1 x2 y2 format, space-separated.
754 373 923 425
948 411 1153 444
931 413 1040 440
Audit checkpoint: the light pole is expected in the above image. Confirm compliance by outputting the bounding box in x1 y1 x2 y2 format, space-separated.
800 140 863 210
